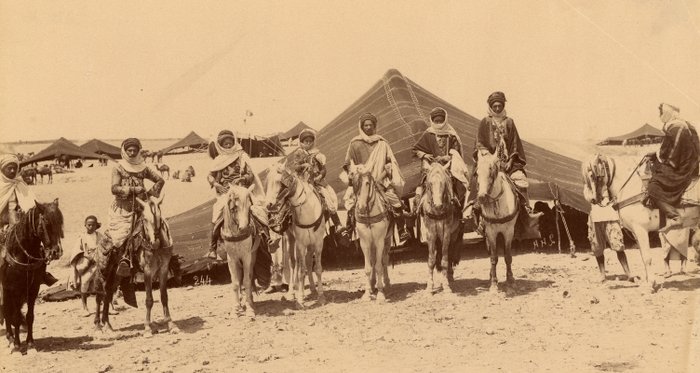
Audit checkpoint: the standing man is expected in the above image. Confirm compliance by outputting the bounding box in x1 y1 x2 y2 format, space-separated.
340 113 410 242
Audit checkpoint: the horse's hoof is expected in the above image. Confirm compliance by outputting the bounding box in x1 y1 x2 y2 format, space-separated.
489 285 498 294
169 326 180 335
25 347 37 356
376 292 387 303
317 295 327 306
442 287 454 295
295 301 305 310
143 330 154 338
663 272 672 279
361 292 373 302
9 346 20 355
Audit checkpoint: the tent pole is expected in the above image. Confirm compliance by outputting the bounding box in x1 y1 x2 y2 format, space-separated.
555 199 562 254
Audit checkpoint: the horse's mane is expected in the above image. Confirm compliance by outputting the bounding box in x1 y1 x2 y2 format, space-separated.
9 202 64 249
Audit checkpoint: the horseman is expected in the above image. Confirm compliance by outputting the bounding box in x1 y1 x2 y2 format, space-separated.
284 128 342 234
206 130 269 260
645 103 700 232
0 153 58 320
412 107 470 217
340 112 410 242
106 138 165 277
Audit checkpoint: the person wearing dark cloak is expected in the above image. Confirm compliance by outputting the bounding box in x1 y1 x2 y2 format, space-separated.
645 103 700 232
412 107 470 216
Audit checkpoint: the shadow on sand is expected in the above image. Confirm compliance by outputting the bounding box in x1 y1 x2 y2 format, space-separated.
34 335 112 353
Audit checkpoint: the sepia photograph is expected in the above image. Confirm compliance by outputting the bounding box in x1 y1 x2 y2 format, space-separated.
1 1 699 372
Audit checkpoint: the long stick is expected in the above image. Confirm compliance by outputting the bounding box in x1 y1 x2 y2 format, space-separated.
555 200 562 254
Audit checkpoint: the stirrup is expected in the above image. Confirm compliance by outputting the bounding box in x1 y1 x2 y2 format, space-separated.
117 259 131 277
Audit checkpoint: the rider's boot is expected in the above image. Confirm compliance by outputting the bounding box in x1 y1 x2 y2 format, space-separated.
342 207 355 238
394 207 411 243
206 222 223 260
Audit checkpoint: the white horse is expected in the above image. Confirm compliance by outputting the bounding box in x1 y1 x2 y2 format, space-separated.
352 166 392 302
475 152 520 293
589 154 700 292
265 163 326 309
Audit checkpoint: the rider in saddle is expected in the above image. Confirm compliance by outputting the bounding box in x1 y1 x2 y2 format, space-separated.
206 130 270 260
284 128 343 234
340 112 410 242
0 153 59 320
645 103 700 233
107 138 165 277
467 91 540 234
412 107 470 217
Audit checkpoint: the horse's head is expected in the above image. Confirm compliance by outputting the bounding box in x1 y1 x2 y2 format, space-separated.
582 154 615 205
426 162 452 211
265 162 295 209
35 198 64 261
136 193 165 247
351 165 374 215
225 185 254 232
475 151 499 201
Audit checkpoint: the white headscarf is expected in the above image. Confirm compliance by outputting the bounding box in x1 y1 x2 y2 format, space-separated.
118 139 147 173
0 153 36 214
660 103 682 131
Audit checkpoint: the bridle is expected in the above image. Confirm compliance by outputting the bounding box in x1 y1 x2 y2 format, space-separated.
5 207 58 269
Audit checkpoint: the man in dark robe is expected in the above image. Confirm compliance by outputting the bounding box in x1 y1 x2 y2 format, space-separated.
646 103 700 232
412 107 470 215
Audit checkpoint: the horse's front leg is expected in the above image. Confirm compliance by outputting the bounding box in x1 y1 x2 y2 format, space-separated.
143 271 154 338
426 226 437 294
440 225 453 294
504 233 515 285
632 226 657 292
294 243 307 309
25 292 37 354
312 239 325 305
159 261 179 333
94 293 104 333
359 233 374 302
243 249 256 319
374 227 387 303
487 233 499 293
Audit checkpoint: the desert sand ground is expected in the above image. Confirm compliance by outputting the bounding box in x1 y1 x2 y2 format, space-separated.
1 141 699 373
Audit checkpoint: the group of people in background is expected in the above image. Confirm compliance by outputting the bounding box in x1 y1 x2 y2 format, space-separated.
1 91 697 305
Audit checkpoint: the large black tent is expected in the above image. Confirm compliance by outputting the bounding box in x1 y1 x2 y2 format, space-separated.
279 121 313 141
166 69 589 276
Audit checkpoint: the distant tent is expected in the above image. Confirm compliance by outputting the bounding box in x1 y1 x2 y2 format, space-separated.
279 121 314 141
167 69 590 276
597 123 665 146
80 139 121 159
21 137 109 165
235 133 285 158
160 131 209 155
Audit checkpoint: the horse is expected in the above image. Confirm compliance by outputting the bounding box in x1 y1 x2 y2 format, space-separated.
220 185 259 318
157 164 170 180
351 166 392 302
419 162 461 294
265 163 325 309
2 199 64 355
94 193 180 336
37 165 52 184
587 154 700 292
475 151 520 293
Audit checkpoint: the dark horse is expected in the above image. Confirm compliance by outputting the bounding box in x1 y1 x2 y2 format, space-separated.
94 193 181 337
2 199 63 355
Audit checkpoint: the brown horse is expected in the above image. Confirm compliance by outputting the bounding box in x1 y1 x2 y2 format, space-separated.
2 199 64 355
419 163 461 294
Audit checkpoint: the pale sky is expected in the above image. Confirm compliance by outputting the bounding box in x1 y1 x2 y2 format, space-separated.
1 0 698 143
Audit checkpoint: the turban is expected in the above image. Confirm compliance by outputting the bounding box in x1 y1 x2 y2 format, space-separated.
430 107 447 121
85 215 102 230
487 91 507 107
217 130 236 144
121 138 142 151
299 129 316 142
659 103 681 124
359 112 378 126
0 153 19 171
